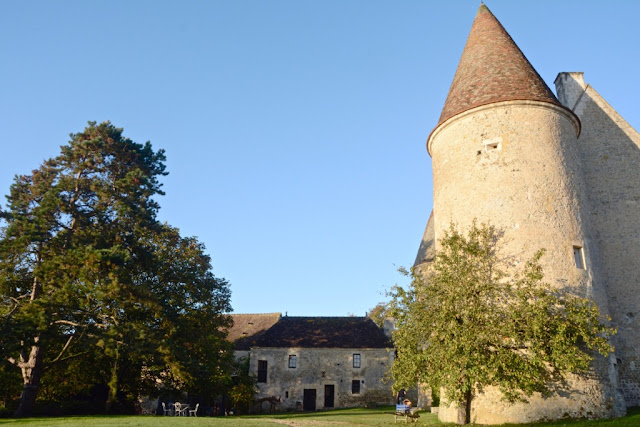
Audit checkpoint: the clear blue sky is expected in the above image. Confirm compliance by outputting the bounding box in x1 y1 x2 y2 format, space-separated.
1 1 639 316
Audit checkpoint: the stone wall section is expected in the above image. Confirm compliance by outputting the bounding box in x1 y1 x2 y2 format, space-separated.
556 72 640 407
430 102 593 298
248 347 394 411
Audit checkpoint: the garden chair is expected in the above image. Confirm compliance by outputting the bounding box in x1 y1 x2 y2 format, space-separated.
174 402 186 416
189 403 199 417
161 402 171 416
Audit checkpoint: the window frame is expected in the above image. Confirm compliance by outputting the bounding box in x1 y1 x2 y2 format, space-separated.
482 137 502 153
257 360 268 383
351 379 361 394
353 353 361 368
288 354 297 369
573 245 586 269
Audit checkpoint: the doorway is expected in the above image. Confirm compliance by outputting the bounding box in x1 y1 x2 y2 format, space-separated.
324 384 335 408
303 389 316 411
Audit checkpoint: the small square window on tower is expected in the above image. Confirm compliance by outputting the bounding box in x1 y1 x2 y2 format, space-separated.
573 245 585 269
482 137 502 152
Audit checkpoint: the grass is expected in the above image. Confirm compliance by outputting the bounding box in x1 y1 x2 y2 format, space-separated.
0 406 638 426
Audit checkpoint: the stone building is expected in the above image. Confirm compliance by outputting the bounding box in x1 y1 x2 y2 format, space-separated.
228 314 394 411
414 4 639 424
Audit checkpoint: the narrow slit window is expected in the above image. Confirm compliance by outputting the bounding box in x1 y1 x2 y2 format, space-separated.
573 246 585 269
485 142 500 151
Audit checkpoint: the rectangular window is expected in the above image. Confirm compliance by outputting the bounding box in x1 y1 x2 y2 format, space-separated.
351 380 360 394
353 353 361 368
288 354 297 368
257 360 267 383
573 246 585 269
482 137 502 152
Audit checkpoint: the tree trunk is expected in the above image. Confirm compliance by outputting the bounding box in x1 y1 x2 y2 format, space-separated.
14 341 43 417
106 345 119 413
454 390 473 424
464 389 472 424
14 248 44 417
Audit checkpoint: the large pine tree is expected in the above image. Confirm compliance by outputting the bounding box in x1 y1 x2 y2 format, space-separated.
0 122 232 416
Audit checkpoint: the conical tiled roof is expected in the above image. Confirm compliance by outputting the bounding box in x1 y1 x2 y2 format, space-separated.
436 4 564 128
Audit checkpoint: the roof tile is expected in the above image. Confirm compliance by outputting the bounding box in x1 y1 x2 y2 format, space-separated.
227 313 282 350
437 4 563 128
239 316 392 349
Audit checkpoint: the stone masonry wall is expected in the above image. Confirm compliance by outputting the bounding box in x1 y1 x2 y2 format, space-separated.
556 72 640 407
249 347 394 411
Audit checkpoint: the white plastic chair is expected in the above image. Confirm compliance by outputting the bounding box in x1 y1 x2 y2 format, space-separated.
178 402 190 416
189 403 199 417
161 402 171 416
180 404 189 416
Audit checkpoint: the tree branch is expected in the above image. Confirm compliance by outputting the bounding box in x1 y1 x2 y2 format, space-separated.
51 320 83 327
51 335 74 363
52 319 109 329
50 350 90 365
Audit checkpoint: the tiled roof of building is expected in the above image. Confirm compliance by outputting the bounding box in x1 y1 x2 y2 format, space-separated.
227 313 281 350
245 316 393 349
436 4 564 129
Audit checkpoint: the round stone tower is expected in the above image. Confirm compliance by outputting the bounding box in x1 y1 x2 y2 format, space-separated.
419 4 625 424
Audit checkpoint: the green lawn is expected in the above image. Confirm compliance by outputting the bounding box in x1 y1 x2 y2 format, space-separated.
0 406 638 426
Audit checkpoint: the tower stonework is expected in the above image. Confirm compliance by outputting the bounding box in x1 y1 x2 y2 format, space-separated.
415 5 634 424
555 72 640 407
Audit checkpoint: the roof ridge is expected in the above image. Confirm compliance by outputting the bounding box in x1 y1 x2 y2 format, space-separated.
283 315 369 318
230 312 281 316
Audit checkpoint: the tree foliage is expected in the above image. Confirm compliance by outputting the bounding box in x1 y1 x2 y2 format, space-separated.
228 357 258 414
367 301 392 328
389 222 615 424
0 122 233 416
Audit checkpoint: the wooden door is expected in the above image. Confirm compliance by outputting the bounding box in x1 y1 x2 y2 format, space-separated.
324 384 335 408
303 389 316 411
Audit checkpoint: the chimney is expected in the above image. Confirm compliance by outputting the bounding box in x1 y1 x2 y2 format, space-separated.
382 317 395 339
554 72 587 110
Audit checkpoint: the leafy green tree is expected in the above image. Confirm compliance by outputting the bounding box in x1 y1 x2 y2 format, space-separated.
228 357 257 414
367 301 392 328
147 225 233 401
389 222 615 424
0 122 232 416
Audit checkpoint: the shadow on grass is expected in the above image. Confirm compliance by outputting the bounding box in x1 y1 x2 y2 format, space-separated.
244 406 640 426
2 407 638 426
244 405 400 419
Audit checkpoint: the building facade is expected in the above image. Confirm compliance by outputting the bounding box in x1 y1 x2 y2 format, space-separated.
414 4 639 424
228 314 394 411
